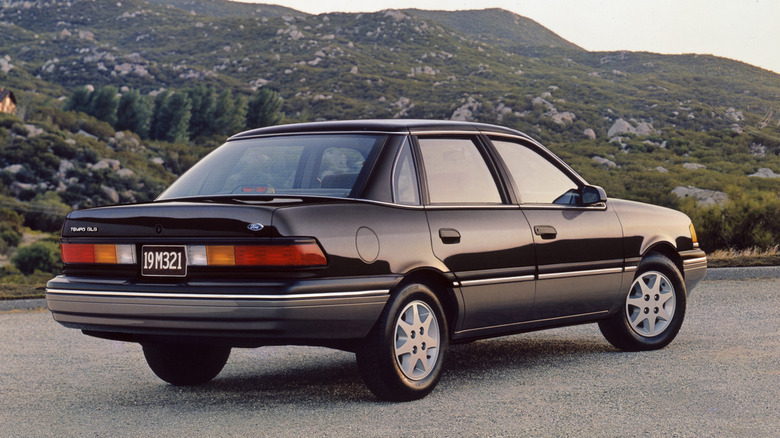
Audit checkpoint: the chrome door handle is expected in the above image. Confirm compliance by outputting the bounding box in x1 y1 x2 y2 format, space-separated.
439 228 461 244
534 225 557 239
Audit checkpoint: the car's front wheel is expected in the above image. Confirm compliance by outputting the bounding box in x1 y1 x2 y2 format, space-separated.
356 282 449 401
142 343 231 386
599 253 687 351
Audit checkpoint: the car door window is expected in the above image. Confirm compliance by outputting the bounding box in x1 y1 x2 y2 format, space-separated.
418 137 501 204
492 139 579 204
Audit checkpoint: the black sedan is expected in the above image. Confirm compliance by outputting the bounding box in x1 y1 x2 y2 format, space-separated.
46 120 707 401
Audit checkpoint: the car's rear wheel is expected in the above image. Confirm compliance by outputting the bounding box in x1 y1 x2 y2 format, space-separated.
142 343 231 386
599 253 687 351
356 282 448 401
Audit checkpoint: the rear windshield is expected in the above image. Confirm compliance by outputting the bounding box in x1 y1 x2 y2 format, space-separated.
158 134 385 200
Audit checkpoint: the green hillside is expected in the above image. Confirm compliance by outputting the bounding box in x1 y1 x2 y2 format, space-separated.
0 0 779 282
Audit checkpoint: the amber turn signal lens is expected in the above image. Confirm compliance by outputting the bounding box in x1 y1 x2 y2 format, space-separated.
689 223 698 244
206 245 236 266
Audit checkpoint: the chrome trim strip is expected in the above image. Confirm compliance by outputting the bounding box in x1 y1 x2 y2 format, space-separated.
683 257 708 266
520 203 607 211
425 204 519 210
46 288 390 301
538 267 623 280
410 129 483 136
624 266 638 273
459 275 535 287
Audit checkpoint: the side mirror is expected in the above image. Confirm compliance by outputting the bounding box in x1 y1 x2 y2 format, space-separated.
581 185 607 205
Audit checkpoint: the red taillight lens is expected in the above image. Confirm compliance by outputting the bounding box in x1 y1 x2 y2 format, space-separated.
233 243 327 266
61 244 136 264
61 243 95 264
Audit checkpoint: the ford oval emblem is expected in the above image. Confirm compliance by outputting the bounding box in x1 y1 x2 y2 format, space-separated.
247 223 264 232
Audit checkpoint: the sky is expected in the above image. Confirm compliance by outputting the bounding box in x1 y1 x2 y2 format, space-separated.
235 0 780 74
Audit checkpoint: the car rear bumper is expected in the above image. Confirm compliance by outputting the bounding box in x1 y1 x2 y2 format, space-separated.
46 275 397 347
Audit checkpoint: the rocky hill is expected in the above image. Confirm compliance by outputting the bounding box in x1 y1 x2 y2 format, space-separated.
0 0 779 253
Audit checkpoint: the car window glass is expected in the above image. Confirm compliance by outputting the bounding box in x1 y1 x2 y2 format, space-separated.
158 135 383 199
392 138 420 205
418 137 501 204
492 139 579 204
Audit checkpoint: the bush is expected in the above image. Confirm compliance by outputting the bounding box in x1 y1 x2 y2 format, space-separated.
682 188 780 253
11 240 61 275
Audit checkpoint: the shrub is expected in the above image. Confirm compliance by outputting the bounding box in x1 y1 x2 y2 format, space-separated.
11 240 61 275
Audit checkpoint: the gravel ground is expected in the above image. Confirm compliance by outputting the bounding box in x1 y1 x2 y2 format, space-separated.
0 274 777 437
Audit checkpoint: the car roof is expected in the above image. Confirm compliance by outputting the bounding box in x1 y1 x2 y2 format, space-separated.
229 119 533 141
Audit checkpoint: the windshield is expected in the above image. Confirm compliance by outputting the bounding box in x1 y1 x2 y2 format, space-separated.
158 134 385 200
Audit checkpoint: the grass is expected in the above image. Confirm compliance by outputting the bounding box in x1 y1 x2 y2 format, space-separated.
706 246 780 268
0 284 47 300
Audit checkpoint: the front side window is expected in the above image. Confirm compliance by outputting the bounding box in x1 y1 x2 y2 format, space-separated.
418 137 501 204
492 139 579 204
158 134 384 200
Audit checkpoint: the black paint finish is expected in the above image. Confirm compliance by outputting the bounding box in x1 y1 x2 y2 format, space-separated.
47 120 706 349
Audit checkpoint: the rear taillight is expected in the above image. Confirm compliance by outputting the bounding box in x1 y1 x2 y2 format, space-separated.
189 243 327 267
61 244 136 264
61 242 326 267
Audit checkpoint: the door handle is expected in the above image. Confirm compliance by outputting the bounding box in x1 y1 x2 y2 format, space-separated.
534 225 557 239
439 228 461 244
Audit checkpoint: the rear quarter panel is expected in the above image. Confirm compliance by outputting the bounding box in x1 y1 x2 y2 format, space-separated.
272 202 446 277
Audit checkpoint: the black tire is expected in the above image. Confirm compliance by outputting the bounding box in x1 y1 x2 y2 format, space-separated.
599 253 687 351
142 343 231 386
356 283 449 401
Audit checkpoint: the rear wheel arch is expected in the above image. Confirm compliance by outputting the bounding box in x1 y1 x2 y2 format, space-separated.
395 269 459 334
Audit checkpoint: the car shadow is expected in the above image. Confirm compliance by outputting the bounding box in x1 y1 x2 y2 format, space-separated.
152 332 618 404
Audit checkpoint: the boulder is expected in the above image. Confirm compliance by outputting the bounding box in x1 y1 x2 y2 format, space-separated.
635 122 655 136
749 168 780 178
90 159 121 171
592 156 617 168
607 119 636 137
101 185 120 204
583 128 596 140
671 186 728 206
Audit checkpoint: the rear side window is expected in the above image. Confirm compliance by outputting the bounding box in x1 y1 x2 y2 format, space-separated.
392 138 420 205
418 137 501 204
158 134 384 199
492 139 578 204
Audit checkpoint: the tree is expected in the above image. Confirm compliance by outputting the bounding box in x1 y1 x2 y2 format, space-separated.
115 90 151 138
164 93 192 143
187 85 216 138
150 91 192 143
213 89 245 136
246 88 283 129
88 86 119 126
65 86 92 114
148 91 171 141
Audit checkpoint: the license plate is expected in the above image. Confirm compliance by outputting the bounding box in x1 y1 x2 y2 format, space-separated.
141 245 187 277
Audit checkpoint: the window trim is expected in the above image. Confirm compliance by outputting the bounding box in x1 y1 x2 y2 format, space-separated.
485 134 590 206
390 136 421 206
412 134 509 206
